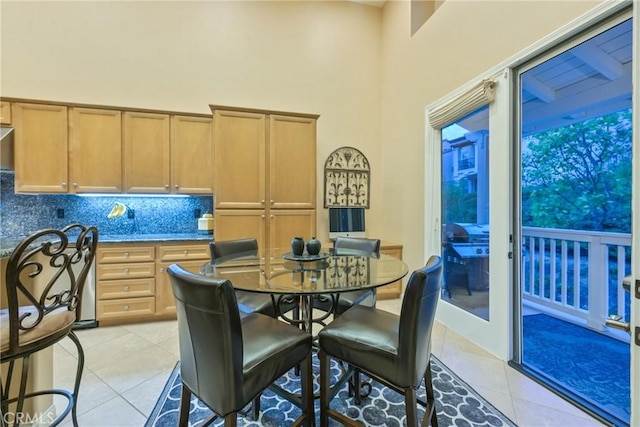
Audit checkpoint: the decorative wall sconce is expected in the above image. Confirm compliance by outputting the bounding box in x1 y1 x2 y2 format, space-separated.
324 146 370 208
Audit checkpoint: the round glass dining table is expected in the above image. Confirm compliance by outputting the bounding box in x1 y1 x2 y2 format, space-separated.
200 247 409 334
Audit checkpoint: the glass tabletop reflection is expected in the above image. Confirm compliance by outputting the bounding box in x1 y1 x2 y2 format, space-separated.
200 247 409 295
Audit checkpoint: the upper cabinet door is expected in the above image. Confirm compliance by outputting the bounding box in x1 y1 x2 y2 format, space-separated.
213 109 266 209
171 115 213 194
123 111 170 193
269 115 317 209
69 107 122 193
13 103 69 193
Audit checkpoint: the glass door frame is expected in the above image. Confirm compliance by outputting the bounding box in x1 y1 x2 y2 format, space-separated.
509 6 636 426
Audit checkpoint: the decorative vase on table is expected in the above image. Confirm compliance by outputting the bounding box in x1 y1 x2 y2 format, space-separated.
306 237 321 255
291 237 305 256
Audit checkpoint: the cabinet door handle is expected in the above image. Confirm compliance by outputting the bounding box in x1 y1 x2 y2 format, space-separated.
270 200 274 205
261 200 265 205
174 184 179 189
61 182 67 188
165 184 170 189
73 182 78 188
160 267 164 273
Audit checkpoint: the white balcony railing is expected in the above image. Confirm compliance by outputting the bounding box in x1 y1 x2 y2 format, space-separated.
521 227 631 339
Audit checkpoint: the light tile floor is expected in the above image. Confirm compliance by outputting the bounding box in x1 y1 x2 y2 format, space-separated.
52 299 607 427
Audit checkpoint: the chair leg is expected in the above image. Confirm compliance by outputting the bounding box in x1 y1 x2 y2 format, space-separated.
178 384 192 427
223 413 237 426
352 370 362 404
251 394 261 420
67 331 85 427
424 362 438 427
300 353 314 427
404 387 418 427
16 354 30 424
319 350 330 427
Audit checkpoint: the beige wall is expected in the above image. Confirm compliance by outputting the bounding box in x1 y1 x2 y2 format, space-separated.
379 0 602 272
0 0 383 240
1 0 605 277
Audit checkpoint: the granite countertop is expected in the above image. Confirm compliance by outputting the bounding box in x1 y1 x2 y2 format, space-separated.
0 233 214 258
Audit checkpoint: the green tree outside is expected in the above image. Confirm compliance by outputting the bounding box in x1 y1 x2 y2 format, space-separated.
522 108 632 233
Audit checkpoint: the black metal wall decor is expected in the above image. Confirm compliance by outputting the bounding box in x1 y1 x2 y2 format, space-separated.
324 146 370 208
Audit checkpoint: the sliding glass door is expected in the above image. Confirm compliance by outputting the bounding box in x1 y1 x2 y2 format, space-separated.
516 13 633 425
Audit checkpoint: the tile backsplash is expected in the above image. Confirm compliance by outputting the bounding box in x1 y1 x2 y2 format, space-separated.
0 171 214 237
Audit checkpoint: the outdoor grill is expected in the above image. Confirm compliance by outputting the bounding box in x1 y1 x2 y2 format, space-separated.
443 223 490 296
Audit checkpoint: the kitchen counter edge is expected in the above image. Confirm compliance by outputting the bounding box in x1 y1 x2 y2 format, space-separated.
0 233 214 258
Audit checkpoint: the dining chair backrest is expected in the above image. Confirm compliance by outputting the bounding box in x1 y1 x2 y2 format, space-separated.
167 264 244 415
2 223 98 356
333 237 381 256
209 238 258 263
398 255 443 387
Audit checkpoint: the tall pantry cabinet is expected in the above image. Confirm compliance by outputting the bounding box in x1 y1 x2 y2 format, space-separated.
210 105 318 251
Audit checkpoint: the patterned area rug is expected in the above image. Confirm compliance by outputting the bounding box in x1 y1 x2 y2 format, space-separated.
145 354 516 427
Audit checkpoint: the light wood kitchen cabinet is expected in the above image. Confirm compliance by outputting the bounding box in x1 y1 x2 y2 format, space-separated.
269 115 316 209
378 241 403 299
212 109 266 209
0 101 11 124
96 241 209 325
12 103 68 193
269 210 317 250
96 244 156 323
214 210 267 249
171 115 214 194
211 105 319 252
123 111 171 193
69 107 122 193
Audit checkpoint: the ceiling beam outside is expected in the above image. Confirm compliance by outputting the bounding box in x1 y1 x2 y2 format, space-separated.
571 43 624 80
522 74 556 103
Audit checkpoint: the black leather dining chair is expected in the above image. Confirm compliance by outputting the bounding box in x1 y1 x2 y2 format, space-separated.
167 264 314 426
318 255 443 427
210 238 296 317
1 224 98 427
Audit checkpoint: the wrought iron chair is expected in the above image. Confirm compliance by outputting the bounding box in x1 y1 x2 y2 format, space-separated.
1 224 98 427
167 264 314 426
318 256 443 427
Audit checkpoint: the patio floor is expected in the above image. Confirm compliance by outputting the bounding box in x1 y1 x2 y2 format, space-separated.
522 313 630 424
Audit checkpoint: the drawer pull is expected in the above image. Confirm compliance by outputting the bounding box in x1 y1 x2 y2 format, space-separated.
124 252 129 258
124 286 130 291
123 305 130 311
183 250 188 255
124 268 130 274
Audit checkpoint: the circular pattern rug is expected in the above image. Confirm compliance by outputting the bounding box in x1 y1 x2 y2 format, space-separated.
145 354 516 427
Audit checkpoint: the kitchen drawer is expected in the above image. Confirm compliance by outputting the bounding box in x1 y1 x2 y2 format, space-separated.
97 278 155 300
97 297 156 320
97 262 155 280
97 246 155 264
158 244 209 262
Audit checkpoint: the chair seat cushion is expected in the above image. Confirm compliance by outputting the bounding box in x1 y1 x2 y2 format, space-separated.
241 313 312 401
236 290 276 317
314 289 375 315
318 305 403 386
0 306 75 355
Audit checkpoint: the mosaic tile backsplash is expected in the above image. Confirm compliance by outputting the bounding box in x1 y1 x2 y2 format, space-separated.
0 171 214 238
